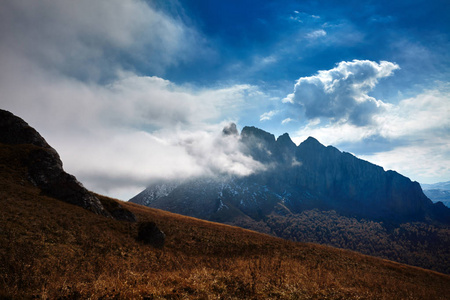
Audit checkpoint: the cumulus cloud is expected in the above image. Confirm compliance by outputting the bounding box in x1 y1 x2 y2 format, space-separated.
284 60 399 126
0 0 263 200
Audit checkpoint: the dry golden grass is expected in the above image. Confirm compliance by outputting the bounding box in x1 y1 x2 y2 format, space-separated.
1 143 450 299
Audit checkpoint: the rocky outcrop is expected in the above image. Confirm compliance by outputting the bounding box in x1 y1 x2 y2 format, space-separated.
25 147 110 216
0 110 51 148
0 109 136 220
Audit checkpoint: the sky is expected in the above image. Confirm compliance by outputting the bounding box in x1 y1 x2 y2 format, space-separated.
1 0 449 200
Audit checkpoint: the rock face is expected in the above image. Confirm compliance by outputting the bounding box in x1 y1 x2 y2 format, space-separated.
0 110 114 217
131 124 450 224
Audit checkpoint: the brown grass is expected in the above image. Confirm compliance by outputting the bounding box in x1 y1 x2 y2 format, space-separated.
1 143 450 299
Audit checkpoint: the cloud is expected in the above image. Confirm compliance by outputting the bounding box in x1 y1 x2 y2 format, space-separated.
284 60 399 126
282 118 293 125
260 110 278 121
0 0 206 81
1 66 265 199
306 29 327 39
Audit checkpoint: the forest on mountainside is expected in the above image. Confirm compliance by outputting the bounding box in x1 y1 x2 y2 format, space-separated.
257 210 450 274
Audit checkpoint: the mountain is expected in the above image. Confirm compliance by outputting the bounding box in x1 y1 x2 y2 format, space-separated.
421 181 450 208
422 181 450 191
1 113 450 299
133 125 448 223
131 124 450 273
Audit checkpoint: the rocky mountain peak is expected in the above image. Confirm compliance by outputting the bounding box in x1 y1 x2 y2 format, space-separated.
222 123 239 136
276 133 296 149
241 126 276 144
298 136 324 149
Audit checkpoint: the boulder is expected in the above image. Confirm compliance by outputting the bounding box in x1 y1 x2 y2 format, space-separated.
137 222 165 248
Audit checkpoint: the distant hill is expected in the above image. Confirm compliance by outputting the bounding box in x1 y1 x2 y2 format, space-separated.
1 111 449 299
421 181 450 208
422 181 450 191
131 124 450 273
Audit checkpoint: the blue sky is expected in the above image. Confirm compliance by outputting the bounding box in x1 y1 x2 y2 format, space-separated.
1 0 449 199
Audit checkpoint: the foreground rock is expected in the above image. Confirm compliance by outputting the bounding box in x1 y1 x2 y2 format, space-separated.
137 221 165 248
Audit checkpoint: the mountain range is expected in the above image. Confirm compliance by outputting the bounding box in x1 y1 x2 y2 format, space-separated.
421 181 450 208
1 109 450 298
131 124 450 273
131 124 449 224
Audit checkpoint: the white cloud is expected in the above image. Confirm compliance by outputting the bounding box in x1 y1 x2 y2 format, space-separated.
306 29 327 39
281 118 293 125
359 143 450 184
260 110 278 121
284 60 400 126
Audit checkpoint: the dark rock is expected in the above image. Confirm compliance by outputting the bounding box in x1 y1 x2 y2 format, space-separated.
26 147 110 216
137 222 165 248
241 126 276 145
0 110 51 148
222 123 238 136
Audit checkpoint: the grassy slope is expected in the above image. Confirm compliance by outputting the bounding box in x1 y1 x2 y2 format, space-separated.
1 144 450 299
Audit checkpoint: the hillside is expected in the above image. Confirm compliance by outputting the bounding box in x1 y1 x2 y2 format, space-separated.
1 111 450 298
